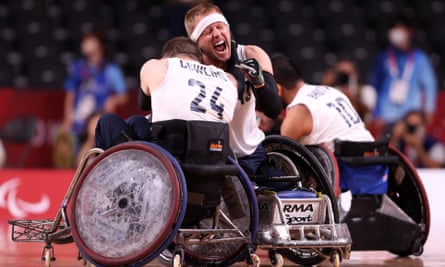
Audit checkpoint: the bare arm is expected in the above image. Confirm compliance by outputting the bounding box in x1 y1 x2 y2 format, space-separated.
280 104 313 141
243 45 273 74
139 59 167 96
243 45 282 118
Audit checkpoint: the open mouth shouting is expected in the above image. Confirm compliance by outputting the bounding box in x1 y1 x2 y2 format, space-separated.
214 40 227 53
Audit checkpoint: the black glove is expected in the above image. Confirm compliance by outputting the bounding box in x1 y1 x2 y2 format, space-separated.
237 58 265 87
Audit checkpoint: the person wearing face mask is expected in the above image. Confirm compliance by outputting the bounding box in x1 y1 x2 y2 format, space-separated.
325 60 377 126
369 15 437 139
390 110 445 168
56 27 128 168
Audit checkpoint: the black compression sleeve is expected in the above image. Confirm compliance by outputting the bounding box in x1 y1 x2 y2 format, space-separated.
254 71 282 118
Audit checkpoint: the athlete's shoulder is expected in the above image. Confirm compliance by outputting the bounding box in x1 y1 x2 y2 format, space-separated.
241 44 273 73
140 58 165 73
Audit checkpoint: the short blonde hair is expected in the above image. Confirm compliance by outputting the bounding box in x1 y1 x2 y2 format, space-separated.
184 3 224 37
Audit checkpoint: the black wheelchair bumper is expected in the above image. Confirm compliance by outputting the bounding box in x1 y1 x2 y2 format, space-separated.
310 139 430 257
343 194 423 255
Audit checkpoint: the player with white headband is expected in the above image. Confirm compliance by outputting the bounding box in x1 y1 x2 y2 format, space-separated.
184 3 284 182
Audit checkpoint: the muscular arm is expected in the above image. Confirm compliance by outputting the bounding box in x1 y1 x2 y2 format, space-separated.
244 45 282 118
139 59 167 96
280 104 313 141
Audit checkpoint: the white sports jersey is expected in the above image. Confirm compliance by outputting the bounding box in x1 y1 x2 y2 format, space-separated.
287 84 374 148
230 45 265 157
151 58 237 124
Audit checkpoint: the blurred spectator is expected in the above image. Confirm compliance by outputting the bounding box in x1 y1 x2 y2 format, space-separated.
323 60 377 126
370 15 437 139
390 110 445 168
0 138 5 168
56 27 128 168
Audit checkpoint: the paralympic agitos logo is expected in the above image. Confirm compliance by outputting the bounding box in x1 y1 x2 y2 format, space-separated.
0 178 50 218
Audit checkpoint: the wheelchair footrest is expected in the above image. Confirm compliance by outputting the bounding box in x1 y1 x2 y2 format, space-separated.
8 219 67 242
177 228 249 245
258 223 351 248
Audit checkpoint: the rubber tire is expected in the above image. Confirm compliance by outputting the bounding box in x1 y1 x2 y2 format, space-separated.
70 141 187 267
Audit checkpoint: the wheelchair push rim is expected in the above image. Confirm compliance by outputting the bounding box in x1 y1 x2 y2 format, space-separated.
69 141 187 267
262 135 339 222
175 157 259 266
388 145 431 246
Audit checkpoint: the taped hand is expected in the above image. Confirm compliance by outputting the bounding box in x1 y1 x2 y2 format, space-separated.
236 58 265 87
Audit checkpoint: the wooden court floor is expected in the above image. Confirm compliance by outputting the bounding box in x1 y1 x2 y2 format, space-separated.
1 239 444 267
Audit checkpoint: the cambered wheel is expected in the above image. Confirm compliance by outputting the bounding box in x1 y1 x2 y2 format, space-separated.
387 146 430 256
70 142 187 267
178 161 258 267
262 136 339 221
262 136 339 266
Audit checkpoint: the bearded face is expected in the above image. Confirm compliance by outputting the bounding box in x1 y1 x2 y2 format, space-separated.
195 18 232 68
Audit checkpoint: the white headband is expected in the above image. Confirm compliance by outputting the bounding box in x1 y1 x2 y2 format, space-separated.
190 13 229 41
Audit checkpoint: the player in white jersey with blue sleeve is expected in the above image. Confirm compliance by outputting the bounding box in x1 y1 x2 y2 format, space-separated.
272 56 374 149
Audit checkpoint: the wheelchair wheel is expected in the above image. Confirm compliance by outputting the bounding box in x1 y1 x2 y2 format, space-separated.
307 144 341 197
262 135 339 266
69 141 187 267
177 157 258 266
262 135 339 221
387 146 430 256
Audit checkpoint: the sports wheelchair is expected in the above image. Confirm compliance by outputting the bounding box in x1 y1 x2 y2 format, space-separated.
9 120 260 267
251 136 352 267
307 138 430 257
8 125 353 267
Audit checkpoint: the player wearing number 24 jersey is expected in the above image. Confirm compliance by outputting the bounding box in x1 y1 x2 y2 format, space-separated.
272 56 374 149
141 57 237 124
94 37 238 150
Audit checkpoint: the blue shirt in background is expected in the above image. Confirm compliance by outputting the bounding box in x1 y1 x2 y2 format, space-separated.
370 46 437 124
64 59 126 135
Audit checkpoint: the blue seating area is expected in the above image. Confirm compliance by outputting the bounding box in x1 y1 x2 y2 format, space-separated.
0 0 443 89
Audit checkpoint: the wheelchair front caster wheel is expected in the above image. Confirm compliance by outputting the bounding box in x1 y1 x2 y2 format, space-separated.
172 253 182 267
271 253 284 267
246 253 261 267
331 251 341 267
44 250 51 267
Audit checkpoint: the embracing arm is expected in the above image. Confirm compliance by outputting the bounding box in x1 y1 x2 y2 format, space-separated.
280 104 313 141
139 59 166 96
244 45 282 118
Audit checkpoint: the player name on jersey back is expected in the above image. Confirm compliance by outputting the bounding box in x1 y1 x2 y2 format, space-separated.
179 59 228 82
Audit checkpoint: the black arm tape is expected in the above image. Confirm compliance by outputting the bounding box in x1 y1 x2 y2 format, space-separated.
138 88 151 111
254 71 282 118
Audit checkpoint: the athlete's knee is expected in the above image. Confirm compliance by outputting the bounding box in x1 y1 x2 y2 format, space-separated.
95 113 130 149
98 113 122 126
126 115 151 140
